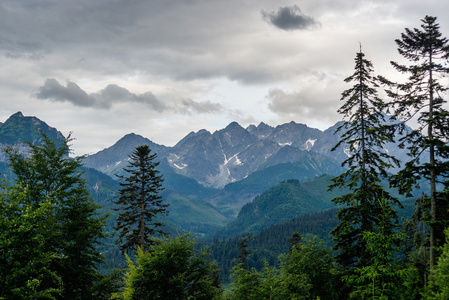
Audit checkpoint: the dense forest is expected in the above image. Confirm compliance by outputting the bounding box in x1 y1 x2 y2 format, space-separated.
2 15 449 299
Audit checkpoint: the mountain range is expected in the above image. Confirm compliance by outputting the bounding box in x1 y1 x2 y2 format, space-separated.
83 118 409 189
0 112 413 238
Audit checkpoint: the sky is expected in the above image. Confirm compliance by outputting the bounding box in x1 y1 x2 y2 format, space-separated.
0 0 448 156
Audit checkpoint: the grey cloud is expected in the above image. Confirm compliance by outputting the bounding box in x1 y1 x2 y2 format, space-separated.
34 79 166 111
262 5 320 31
178 98 224 115
94 84 166 112
266 86 339 124
35 78 96 107
0 0 320 86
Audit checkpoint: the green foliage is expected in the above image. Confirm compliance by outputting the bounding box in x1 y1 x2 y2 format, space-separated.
115 234 222 300
382 15 449 271
344 198 406 299
330 47 401 269
227 234 341 300
210 207 341 283
229 263 266 300
164 189 227 235
114 145 169 253
0 181 62 299
276 235 342 300
2 132 107 299
427 227 449 299
221 175 343 237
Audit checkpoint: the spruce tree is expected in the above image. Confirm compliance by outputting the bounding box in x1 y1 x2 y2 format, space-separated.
329 46 400 268
114 145 168 253
381 15 449 272
344 198 405 299
5 132 107 299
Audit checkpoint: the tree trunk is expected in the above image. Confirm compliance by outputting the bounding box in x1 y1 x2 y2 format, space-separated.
428 50 436 274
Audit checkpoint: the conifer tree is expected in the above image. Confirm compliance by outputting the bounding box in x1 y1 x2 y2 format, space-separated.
5 132 107 299
114 145 168 253
0 180 62 299
117 234 222 300
329 46 400 268
432 227 449 298
381 15 449 272
345 198 405 299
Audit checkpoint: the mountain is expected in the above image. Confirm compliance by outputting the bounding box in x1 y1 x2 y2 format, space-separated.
83 133 169 176
206 153 345 217
0 112 65 161
167 122 282 188
82 121 346 188
215 174 346 237
0 112 415 237
85 117 411 188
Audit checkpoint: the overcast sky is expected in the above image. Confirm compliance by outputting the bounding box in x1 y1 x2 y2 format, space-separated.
1 0 448 156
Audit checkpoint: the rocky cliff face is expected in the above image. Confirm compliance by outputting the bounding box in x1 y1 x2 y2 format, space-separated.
82 118 408 188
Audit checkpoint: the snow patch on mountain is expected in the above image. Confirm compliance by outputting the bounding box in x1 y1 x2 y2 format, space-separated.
174 163 188 170
303 139 316 151
279 142 292 147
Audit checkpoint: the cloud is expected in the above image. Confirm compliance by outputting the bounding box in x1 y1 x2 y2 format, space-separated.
35 78 96 107
262 5 320 31
34 79 167 111
266 82 341 127
178 98 224 114
94 84 166 111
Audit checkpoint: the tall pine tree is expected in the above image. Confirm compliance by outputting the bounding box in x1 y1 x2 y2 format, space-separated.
329 46 400 269
114 145 169 253
382 15 449 272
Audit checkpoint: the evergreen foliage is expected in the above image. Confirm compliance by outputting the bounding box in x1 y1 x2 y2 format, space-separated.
114 145 169 253
3 132 107 299
209 207 341 283
329 47 401 268
382 15 449 272
431 227 449 299
114 234 222 300
276 235 342 300
227 234 342 300
0 181 62 299
345 198 406 299
218 174 348 237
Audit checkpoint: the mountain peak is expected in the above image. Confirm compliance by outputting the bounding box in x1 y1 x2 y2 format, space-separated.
115 133 154 146
0 112 65 158
5 111 24 122
225 121 242 130
122 132 139 139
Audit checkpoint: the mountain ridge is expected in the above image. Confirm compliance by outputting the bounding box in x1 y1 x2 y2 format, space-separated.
83 118 409 188
0 111 415 241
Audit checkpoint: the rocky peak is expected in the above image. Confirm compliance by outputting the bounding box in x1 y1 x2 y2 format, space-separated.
6 111 24 121
247 122 274 139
